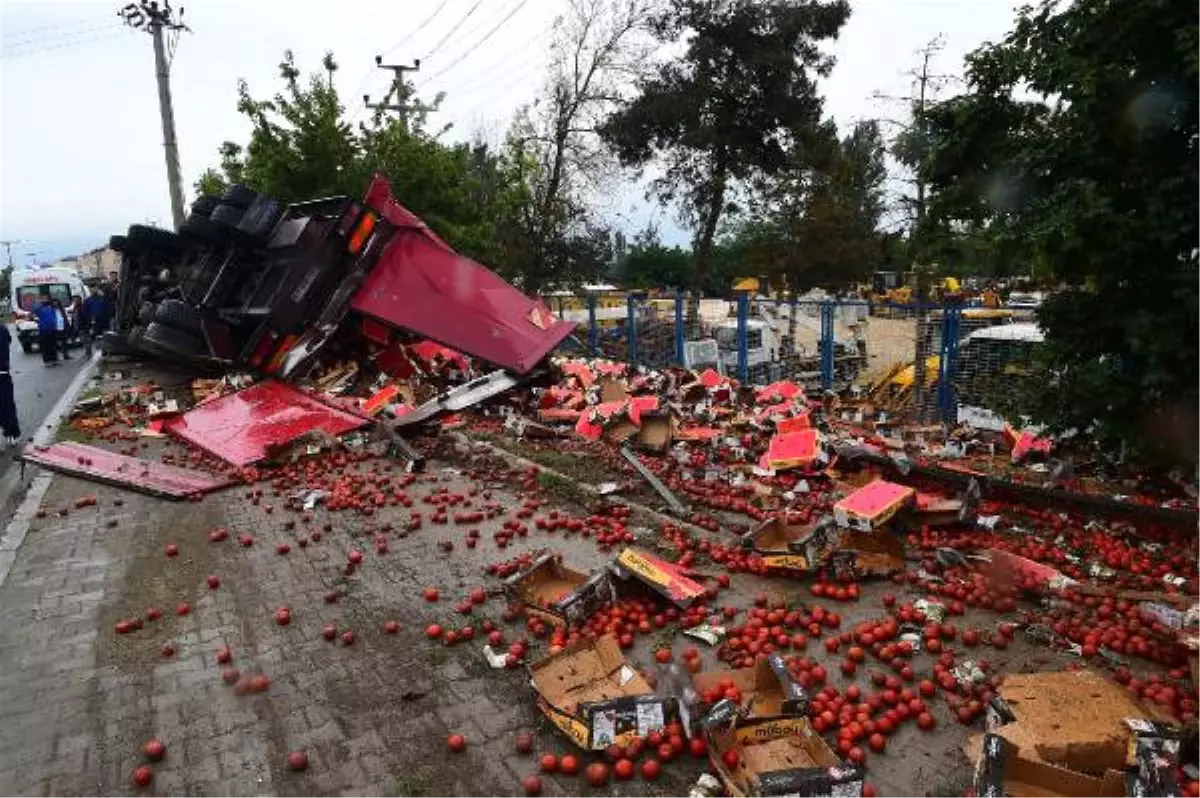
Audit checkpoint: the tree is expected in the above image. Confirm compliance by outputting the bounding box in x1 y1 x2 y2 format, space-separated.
616 225 692 289
730 120 887 290
922 0 1198 467
216 51 362 202
193 51 529 274
599 0 851 302
498 0 652 293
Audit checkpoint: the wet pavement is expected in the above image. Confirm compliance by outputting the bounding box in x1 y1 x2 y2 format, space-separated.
0 360 1179 797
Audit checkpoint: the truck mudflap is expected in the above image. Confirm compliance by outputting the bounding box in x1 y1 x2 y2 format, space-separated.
349 175 575 375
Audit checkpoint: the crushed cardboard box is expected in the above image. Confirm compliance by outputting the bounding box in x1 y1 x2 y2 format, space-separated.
830 528 907 578
529 634 678 750
503 553 614 629
704 712 863 797
741 516 837 575
968 669 1165 781
972 732 1125 798
693 654 810 720
611 547 708 609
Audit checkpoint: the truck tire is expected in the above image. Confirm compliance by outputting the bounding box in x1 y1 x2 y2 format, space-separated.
127 224 181 251
138 301 155 325
141 322 207 360
180 212 222 244
210 203 245 230
191 195 219 217
153 298 203 333
109 234 128 252
219 184 257 210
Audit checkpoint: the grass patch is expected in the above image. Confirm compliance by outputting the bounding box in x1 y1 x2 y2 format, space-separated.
536 471 592 507
393 767 433 796
54 424 92 443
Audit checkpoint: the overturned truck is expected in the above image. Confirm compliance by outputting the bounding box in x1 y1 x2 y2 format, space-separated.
105 174 574 382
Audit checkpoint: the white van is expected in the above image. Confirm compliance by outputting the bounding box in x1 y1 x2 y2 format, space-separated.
10 267 88 353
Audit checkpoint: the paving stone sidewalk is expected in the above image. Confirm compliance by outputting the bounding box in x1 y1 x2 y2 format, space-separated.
0 388 704 797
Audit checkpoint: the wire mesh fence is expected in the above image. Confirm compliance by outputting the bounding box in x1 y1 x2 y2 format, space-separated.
546 290 1041 426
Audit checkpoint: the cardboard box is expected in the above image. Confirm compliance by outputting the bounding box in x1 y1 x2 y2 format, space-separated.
529 634 677 750
611 547 708 609
503 554 614 629
972 733 1126 797
636 411 674 453
741 516 837 574
693 655 809 719
830 529 906 578
765 429 820 471
705 715 862 797
832 479 915 532
1122 718 1193 797
984 669 1158 776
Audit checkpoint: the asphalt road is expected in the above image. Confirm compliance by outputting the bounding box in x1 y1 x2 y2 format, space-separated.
1 326 91 481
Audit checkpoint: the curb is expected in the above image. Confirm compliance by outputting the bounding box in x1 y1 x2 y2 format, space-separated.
0 353 103 590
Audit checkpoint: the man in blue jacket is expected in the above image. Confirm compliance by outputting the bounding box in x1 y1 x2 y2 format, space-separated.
82 285 109 358
35 299 59 365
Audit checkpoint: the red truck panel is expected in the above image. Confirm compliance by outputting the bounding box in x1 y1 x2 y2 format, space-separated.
164 380 368 467
350 175 575 374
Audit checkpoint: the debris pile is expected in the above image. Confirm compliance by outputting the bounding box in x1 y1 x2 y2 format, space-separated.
28 182 1200 795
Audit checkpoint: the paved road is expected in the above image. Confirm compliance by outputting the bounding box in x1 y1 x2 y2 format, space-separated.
2 325 91 479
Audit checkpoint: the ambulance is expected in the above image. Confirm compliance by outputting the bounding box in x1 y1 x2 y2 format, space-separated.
10 267 87 353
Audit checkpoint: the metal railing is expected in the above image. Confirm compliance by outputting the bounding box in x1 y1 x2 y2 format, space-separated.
547 291 1038 426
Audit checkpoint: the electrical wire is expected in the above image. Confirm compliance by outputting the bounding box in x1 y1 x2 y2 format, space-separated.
2 20 122 48
433 23 551 97
421 0 482 61
378 0 452 60
1 27 129 60
1 13 113 41
345 0 454 127
416 0 530 86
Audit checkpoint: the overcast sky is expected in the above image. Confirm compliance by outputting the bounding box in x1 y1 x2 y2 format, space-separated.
0 0 1021 267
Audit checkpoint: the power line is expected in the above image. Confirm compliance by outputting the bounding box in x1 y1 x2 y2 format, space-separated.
443 45 548 101
345 0 453 127
417 0 529 86
379 0 452 60
4 19 118 47
422 0 482 61
432 22 551 96
1 27 129 59
1 13 113 41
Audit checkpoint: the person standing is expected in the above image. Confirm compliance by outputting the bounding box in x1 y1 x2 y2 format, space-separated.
52 299 72 361
82 285 109 358
35 298 58 365
0 324 19 445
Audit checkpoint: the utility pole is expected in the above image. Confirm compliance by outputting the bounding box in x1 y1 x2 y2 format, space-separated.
364 56 441 131
0 240 20 271
873 35 954 422
118 1 189 231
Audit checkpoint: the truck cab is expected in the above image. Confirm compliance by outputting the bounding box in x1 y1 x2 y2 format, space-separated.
106 175 574 378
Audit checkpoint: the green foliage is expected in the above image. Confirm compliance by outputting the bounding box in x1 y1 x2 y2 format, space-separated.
722 120 888 291
193 50 607 292
617 226 691 289
599 0 851 294
923 0 1199 467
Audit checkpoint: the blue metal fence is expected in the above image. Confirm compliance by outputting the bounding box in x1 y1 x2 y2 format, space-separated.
545 292 1034 424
